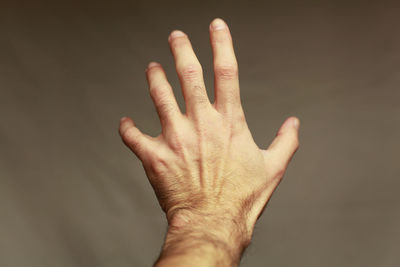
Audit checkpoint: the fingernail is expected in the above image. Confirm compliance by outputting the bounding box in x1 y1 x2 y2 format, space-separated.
147 61 160 69
120 116 127 123
292 117 300 129
169 30 185 41
211 18 226 30
148 62 159 68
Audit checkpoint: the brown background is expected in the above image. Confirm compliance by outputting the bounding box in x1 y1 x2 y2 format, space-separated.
1 0 399 266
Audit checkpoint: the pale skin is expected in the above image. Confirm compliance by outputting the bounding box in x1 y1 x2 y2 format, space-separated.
119 18 300 266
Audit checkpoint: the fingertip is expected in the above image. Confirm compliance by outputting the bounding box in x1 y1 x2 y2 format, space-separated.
291 116 300 130
119 116 135 136
120 116 128 123
168 30 186 42
120 116 134 125
289 117 300 150
210 18 227 31
277 116 295 135
282 116 300 130
146 61 161 72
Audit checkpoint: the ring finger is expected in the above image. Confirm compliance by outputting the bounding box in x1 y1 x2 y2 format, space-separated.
168 30 211 119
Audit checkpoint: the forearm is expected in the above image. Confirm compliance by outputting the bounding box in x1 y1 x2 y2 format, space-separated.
155 232 240 267
154 210 253 267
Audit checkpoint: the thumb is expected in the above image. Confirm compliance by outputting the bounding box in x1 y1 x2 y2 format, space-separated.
263 116 300 171
119 116 156 161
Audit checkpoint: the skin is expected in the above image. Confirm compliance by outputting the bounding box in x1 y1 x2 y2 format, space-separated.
119 18 300 266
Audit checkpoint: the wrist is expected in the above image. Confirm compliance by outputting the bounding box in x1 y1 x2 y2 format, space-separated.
155 209 253 266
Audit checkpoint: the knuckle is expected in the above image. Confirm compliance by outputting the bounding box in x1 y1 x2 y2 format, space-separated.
149 152 169 173
168 132 184 152
158 101 175 116
179 64 202 80
214 64 238 80
150 85 170 101
122 128 140 146
149 86 178 118
121 127 135 141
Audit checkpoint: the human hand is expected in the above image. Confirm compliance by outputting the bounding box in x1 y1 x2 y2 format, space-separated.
119 18 300 266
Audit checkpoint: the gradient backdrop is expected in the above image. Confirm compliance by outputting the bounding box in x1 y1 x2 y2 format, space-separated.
1 1 399 266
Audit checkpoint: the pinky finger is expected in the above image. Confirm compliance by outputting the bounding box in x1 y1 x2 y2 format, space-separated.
119 117 156 161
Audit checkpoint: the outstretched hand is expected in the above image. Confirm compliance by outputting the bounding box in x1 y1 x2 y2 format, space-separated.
119 18 300 266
